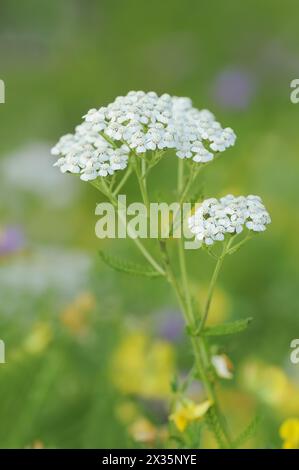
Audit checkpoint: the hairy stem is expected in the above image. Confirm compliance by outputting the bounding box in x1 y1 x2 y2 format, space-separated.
160 239 231 448
112 166 132 196
198 250 226 334
92 180 165 276
172 159 232 448
135 156 150 211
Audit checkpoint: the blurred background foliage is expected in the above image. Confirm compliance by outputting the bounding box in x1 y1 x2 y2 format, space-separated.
0 0 298 448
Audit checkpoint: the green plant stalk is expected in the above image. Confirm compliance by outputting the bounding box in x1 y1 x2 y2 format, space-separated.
135 156 150 211
94 157 233 447
112 166 132 196
178 247 232 447
93 180 165 276
144 150 165 176
139 158 232 448
199 235 237 333
175 159 232 448
160 239 231 448
169 161 202 237
178 165 195 203
226 232 253 255
198 244 227 334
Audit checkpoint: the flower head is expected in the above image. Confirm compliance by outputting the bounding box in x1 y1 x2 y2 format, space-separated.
52 91 236 181
0 226 25 256
60 291 96 336
52 122 129 181
240 361 290 406
23 322 53 355
212 67 256 110
188 194 271 246
129 417 158 444
212 354 233 379
280 418 299 449
170 399 212 432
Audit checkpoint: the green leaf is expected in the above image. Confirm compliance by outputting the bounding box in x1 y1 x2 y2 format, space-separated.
205 407 227 449
99 251 161 278
185 324 199 337
203 317 253 336
233 415 261 448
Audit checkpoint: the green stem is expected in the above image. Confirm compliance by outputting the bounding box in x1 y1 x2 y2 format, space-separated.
178 158 184 193
92 180 165 276
199 236 237 334
226 233 253 255
144 150 165 176
178 163 202 205
178 236 193 324
159 240 231 448
99 131 119 149
135 157 150 211
169 161 203 237
112 166 132 196
199 253 225 333
129 234 165 276
171 159 232 448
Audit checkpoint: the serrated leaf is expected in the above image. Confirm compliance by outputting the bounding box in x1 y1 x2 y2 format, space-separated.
203 317 253 336
205 407 227 449
99 251 161 278
233 415 261 448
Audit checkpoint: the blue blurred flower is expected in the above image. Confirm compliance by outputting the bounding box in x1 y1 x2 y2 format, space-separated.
0 225 25 255
155 309 184 342
211 67 256 110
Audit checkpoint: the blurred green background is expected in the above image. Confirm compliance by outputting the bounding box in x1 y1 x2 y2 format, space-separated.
0 0 298 449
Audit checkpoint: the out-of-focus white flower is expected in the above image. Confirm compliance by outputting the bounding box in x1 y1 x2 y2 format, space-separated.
1 143 77 207
212 354 233 379
0 247 91 300
52 91 236 181
188 194 271 246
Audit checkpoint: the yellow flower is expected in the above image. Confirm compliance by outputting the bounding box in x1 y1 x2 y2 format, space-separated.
280 418 299 449
23 322 52 354
241 360 299 415
25 440 44 449
111 331 175 399
74 291 96 311
170 399 212 432
61 291 96 335
240 361 290 406
129 417 157 444
195 285 230 326
115 401 139 424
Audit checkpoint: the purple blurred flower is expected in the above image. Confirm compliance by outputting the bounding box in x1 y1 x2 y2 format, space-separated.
179 371 204 398
259 40 299 75
0 226 25 255
139 397 169 422
155 309 184 342
211 67 256 110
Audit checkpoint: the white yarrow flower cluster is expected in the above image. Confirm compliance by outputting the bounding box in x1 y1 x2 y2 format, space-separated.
52 91 236 180
188 195 271 246
52 122 129 181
